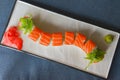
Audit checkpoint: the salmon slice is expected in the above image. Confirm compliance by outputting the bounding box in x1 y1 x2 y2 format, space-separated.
28 27 42 41
74 33 86 50
64 32 74 45
84 40 96 54
52 32 62 46
39 32 51 46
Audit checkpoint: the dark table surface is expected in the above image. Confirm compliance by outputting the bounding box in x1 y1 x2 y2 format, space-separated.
0 0 120 80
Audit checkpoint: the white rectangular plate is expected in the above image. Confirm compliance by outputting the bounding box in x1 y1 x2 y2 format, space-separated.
1 0 119 78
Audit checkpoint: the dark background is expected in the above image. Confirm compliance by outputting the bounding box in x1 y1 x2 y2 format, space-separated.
0 0 120 80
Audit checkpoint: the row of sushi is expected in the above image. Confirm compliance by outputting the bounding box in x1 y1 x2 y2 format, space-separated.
18 15 106 69
28 27 96 54
2 15 106 69
19 15 96 54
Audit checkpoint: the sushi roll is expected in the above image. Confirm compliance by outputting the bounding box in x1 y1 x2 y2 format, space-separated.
52 32 63 46
17 15 106 69
83 40 96 54
39 32 51 46
74 33 86 50
64 32 74 45
28 26 43 41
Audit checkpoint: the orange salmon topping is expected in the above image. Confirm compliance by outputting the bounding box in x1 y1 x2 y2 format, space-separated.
39 32 51 46
64 32 74 45
52 32 63 46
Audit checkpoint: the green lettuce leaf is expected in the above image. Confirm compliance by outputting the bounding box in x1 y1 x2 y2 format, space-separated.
85 48 105 70
19 16 33 34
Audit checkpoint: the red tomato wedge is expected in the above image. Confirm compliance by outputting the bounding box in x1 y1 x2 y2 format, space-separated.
52 32 63 46
39 32 51 46
2 26 23 50
28 27 43 41
74 33 86 50
84 40 96 54
64 32 74 45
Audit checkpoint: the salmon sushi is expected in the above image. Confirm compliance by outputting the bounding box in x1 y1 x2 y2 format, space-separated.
52 32 63 46
39 32 51 46
28 27 43 41
84 40 96 54
74 33 86 50
64 32 74 45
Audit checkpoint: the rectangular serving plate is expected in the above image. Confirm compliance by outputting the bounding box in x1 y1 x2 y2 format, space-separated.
0 0 119 78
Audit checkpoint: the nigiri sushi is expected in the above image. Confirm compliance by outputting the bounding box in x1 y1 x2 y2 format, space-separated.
17 15 106 70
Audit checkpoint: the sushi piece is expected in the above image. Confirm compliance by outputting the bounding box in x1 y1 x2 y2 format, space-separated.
39 32 51 46
64 32 74 45
83 40 96 54
52 32 63 46
2 26 23 50
74 33 86 50
28 26 43 41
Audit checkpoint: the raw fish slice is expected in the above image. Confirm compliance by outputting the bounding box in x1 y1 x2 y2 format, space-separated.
84 40 96 54
52 32 62 46
64 32 74 45
28 27 42 41
39 32 51 46
74 33 86 50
